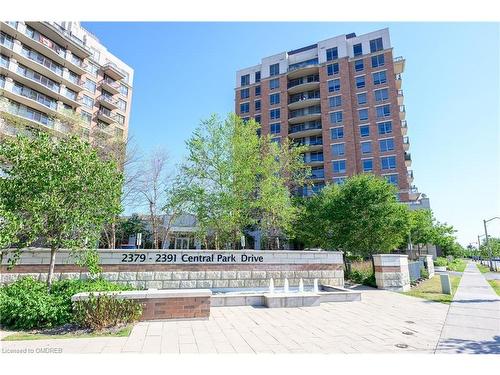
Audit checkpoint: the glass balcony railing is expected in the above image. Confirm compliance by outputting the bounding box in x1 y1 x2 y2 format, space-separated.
101 77 120 89
48 22 91 53
71 54 87 69
289 90 321 104
12 83 58 110
0 54 9 68
0 76 5 88
296 137 323 147
303 153 324 163
98 95 119 106
288 74 319 89
289 105 321 119
24 26 66 58
6 100 55 127
5 21 18 29
309 168 325 179
288 58 319 72
289 120 322 134
21 45 64 76
16 64 60 93
0 32 14 49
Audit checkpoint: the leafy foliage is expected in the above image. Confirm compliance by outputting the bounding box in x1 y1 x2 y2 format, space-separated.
296 174 409 257
0 277 135 330
73 293 142 331
0 134 123 286
434 257 448 267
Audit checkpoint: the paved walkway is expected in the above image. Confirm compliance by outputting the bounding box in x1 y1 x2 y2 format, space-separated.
436 262 500 354
1 288 448 354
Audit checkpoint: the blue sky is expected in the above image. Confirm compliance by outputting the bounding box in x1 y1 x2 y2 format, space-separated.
82 22 500 246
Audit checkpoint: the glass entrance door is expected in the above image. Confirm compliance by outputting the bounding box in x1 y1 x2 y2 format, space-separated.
174 237 189 249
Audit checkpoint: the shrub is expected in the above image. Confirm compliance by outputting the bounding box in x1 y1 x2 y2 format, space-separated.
346 260 376 287
420 267 429 279
0 277 63 330
73 293 142 331
0 277 135 330
434 257 448 267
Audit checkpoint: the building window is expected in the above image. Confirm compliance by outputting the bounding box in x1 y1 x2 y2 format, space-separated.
331 143 345 157
330 111 343 124
269 78 280 90
81 95 94 108
354 59 364 72
360 125 370 137
332 160 346 174
370 37 384 53
381 156 397 170
376 104 391 118
309 151 324 162
255 115 261 123
270 63 280 77
331 127 344 140
374 88 389 102
241 74 250 86
373 71 387 85
255 99 261 111
378 121 392 135
240 102 250 113
326 47 338 61
240 88 250 99
333 177 346 185
255 71 261 83
116 113 125 125
270 93 280 105
362 159 373 172
353 43 362 56
327 63 339 76
329 95 342 108
371 54 385 68
118 99 127 111
357 92 367 105
270 108 280 120
361 141 372 154
355 76 366 89
86 62 99 78
255 85 261 96
379 138 395 152
270 122 281 134
242 117 250 122
358 108 369 122
328 79 340 92
80 110 92 124
84 79 96 93
385 174 399 185
119 84 129 96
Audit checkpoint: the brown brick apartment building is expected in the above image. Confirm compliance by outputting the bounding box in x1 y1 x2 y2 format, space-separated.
235 28 418 202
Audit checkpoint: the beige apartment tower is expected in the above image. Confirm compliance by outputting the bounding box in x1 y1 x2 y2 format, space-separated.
235 28 420 202
0 21 133 142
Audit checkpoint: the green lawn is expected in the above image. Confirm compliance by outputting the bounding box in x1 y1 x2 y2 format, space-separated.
403 275 461 304
488 280 500 296
2 325 133 341
447 259 467 272
476 263 491 273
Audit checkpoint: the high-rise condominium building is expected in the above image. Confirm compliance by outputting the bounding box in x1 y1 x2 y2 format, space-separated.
235 28 419 202
0 21 133 142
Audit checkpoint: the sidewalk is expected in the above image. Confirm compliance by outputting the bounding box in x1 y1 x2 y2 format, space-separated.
436 262 500 354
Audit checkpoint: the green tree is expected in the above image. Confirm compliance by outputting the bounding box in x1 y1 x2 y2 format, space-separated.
479 237 500 258
0 134 123 288
295 174 409 257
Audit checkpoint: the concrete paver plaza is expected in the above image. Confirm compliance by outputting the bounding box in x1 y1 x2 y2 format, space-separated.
1 288 449 354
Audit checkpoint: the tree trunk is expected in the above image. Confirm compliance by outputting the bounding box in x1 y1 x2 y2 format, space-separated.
47 246 57 290
110 221 116 249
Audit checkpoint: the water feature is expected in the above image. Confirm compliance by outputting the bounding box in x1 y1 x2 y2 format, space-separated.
269 278 275 294
298 278 304 292
284 278 289 293
313 278 319 293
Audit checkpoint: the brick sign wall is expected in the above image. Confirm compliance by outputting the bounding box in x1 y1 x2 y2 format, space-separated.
0 249 345 289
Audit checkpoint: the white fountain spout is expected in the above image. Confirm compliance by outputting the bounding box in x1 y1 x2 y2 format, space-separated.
269 278 275 294
313 278 319 293
284 278 289 293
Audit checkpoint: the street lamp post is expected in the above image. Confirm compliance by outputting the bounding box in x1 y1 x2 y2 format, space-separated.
483 217 500 271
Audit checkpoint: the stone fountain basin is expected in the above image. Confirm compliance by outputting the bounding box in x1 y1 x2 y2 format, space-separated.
211 285 361 308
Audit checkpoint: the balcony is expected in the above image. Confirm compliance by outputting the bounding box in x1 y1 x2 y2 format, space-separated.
397 89 404 106
407 170 414 184
401 120 408 136
395 74 402 90
399 105 406 121
97 95 119 110
100 78 120 95
308 167 325 180
1 100 55 131
288 120 322 137
288 90 321 110
21 26 68 67
403 136 410 151
102 62 126 81
287 58 319 79
409 185 420 201
287 74 320 94
393 56 405 75
1 81 60 117
303 154 324 165
288 105 322 124
295 137 323 151
404 152 412 167
97 108 117 124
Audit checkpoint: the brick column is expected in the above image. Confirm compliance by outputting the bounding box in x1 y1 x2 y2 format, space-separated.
419 255 434 278
373 254 410 292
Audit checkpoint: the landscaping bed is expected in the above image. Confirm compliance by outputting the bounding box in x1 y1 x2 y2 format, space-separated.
403 275 461 304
